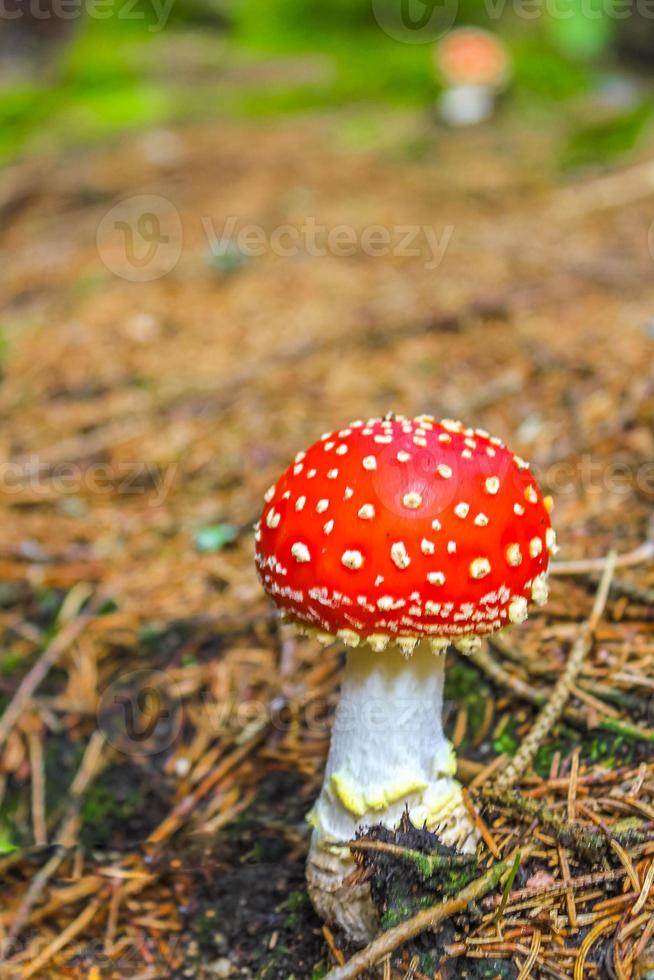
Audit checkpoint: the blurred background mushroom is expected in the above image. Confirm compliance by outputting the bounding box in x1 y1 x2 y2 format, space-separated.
435 28 511 126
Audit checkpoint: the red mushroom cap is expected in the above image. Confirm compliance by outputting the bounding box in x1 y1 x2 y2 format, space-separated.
436 28 510 89
254 414 554 654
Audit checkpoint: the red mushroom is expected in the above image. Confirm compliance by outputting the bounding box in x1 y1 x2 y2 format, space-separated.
254 413 554 942
434 28 511 127
436 28 510 90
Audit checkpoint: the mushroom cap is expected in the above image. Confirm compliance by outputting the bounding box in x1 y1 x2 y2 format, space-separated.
254 414 554 654
436 28 510 90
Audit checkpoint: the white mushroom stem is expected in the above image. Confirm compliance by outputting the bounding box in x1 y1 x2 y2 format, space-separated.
306 641 478 945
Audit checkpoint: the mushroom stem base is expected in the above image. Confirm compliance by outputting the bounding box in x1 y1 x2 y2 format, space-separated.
306 842 378 946
306 795 478 945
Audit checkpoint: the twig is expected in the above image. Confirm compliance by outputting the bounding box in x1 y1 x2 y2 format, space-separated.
56 730 107 847
574 916 620 980
323 859 511 980
603 576 654 607
484 787 652 861
470 643 538 706
22 897 103 979
0 850 66 966
517 930 542 980
558 845 577 929
553 158 654 217
632 907 654 962
0 584 101 752
147 713 272 843
494 551 617 791
322 925 345 967
349 839 474 877
550 538 653 576
476 641 654 743
462 788 501 860
27 731 46 847
598 717 654 744
481 866 630 910
632 859 654 917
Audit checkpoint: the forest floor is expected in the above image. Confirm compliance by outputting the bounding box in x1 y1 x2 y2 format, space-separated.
0 105 653 978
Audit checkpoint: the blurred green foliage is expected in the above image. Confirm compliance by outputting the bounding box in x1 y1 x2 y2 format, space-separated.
562 101 653 167
0 0 650 164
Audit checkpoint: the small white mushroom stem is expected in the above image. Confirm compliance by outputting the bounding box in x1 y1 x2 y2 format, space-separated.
306 641 478 945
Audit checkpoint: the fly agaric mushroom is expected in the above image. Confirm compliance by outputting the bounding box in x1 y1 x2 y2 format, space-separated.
254 413 554 943
435 27 510 127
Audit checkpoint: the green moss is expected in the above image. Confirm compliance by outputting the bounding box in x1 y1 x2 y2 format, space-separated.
380 892 434 930
534 728 635 778
420 953 439 974
37 588 65 619
493 717 519 757
0 825 17 856
0 651 25 677
0 783 28 852
286 890 306 913
281 890 309 929
457 959 517 978
79 763 167 849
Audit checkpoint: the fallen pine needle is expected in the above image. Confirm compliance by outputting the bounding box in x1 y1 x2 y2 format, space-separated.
573 916 620 980
22 898 103 979
550 536 653 576
517 930 542 980
0 584 102 752
462 788 501 859
494 550 617 792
